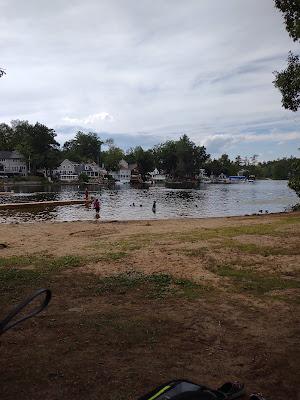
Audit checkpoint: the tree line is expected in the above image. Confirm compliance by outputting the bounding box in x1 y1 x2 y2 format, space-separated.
0 120 299 180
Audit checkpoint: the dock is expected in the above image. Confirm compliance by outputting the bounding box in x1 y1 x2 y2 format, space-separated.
0 199 92 210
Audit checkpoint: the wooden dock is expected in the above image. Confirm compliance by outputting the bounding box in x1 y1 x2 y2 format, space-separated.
0 199 91 210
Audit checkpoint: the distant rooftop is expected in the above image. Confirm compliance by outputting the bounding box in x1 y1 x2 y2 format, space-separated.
0 150 24 159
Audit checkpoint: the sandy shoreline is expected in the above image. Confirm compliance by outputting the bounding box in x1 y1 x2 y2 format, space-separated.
0 212 297 255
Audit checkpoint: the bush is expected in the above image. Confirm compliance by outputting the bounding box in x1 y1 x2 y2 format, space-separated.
79 172 89 183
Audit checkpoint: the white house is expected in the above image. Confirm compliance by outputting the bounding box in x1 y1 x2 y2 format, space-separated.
108 159 132 182
80 162 107 179
149 168 166 182
0 151 28 177
53 159 79 181
54 159 107 182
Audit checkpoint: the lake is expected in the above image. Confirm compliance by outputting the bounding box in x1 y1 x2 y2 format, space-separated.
0 180 298 223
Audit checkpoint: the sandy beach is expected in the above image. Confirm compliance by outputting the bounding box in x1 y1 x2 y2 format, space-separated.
1 212 299 400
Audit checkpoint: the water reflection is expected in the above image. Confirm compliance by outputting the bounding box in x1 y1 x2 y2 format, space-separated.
0 180 297 223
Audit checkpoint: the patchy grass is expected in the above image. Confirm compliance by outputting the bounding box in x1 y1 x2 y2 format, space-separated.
0 254 84 271
275 215 300 225
209 264 300 295
0 255 37 268
0 255 85 295
0 268 43 288
176 225 277 243
80 312 167 346
90 233 172 254
173 277 212 299
94 271 211 299
221 240 300 257
46 255 83 271
98 251 129 261
176 218 300 243
181 247 209 257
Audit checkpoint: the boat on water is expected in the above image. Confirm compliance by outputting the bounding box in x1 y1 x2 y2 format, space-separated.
247 175 256 183
201 177 213 184
115 179 130 186
228 175 247 183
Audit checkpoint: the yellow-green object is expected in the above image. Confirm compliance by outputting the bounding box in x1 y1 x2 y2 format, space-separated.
147 385 171 400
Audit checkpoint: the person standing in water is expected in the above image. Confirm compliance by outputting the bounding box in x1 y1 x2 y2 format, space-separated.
93 198 100 218
152 201 156 213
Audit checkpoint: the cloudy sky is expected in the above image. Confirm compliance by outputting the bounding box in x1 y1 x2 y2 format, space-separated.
0 0 299 160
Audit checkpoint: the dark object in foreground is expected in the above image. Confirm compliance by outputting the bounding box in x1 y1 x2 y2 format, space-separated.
138 380 245 400
0 288 51 335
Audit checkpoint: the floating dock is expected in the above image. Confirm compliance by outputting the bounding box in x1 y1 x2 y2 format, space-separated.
0 199 91 210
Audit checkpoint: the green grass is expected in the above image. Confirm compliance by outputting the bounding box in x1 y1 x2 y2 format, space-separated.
221 240 300 256
209 264 300 295
98 251 128 261
0 268 43 288
94 271 211 299
175 217 300 243
0 255 85 291
0 255 84 297
0 254 84 271
176 224 277 243
0 255 38 268
46 255 83 271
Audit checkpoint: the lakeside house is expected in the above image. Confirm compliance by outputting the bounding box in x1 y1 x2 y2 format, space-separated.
108 159 135 182
0 150 28 177
54 159 107 182
149 168 166 182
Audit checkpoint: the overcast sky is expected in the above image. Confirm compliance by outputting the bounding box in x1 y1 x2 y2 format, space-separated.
0 0 299 160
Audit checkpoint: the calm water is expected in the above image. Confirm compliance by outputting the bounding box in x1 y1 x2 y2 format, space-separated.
0 180 298 223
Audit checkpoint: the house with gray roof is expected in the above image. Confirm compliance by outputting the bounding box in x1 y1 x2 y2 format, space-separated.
0 151 28 177
53 159 107 182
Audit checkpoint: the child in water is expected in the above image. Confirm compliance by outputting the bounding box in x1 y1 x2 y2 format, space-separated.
94 199 100 214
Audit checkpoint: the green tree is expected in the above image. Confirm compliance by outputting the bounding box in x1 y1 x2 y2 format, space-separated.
154 140 178 176
124 147 137 164
63 131 103 163
273 52 300 111
205 154 237 176
13 121 60 174
288 147 300 198
288 158 300 197
101 147 124 171
274 0 300 41
0 123 14 150
235 155 242 168
205 158 223 176
273 1 300 111
133 146 155 180
155 135 209 178
218 154 234 175
1 121 60 174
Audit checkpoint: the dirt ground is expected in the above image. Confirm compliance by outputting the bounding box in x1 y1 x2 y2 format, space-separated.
0 213 299 400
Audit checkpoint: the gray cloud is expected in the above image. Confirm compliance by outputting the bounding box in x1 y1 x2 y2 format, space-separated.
0 0 299 160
